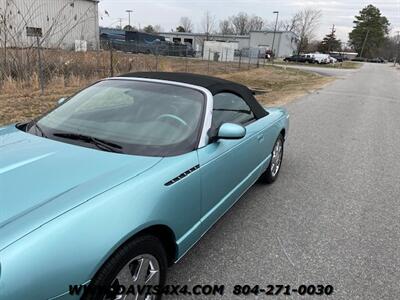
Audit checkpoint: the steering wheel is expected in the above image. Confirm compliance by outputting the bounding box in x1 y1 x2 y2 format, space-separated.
156 114 188 127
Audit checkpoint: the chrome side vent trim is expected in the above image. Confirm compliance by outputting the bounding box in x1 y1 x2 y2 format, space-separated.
165 165 200 186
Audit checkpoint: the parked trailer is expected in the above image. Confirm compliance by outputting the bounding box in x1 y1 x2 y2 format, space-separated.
100 28 195 56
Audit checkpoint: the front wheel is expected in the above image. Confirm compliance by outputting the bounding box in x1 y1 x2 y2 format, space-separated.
83 235 168 300
260 134 284 184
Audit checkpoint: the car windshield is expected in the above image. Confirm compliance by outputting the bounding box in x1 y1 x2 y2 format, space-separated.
32 79 205 156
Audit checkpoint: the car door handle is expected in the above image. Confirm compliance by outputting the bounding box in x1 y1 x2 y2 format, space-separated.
257 134 264 142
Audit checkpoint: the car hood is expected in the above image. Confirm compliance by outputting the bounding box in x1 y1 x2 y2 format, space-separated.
0 125 162 250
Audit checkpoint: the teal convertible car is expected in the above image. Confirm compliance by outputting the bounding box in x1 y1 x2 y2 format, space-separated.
0 72 289 299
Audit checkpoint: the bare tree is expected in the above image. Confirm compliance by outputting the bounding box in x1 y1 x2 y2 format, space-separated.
219 19 234 35
229 12 265 35
290 9 322 53
0 0 98 81
281 18 298 32
266 19 294 31
248 15 264 32
201 11 216 38
180 16 193 33
153 24 163 33
230 12 249 35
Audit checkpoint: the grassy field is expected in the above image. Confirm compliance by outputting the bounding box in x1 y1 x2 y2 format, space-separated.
274 60 362 69
0 56 333 126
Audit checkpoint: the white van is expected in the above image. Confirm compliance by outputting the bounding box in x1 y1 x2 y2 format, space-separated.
306 53 330 64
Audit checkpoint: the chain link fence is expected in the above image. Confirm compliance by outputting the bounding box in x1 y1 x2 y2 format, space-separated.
0 40 269 94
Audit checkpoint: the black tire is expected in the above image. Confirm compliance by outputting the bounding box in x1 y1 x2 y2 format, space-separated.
83 235 168 300
260 134 284 184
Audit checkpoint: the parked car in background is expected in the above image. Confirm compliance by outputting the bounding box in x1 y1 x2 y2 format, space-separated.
283 55 307 63
328 56 338 64
367 57 385 63
329 53 345 62
352 57 366 62
305 53 330 64
303 54 316 63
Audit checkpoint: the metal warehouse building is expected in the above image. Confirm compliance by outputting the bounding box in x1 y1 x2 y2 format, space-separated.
249 31 298 58
158 31 298 57
159 32 249 53
0 0 99 50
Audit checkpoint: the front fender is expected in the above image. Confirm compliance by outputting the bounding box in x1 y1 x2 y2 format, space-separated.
0 152 201 300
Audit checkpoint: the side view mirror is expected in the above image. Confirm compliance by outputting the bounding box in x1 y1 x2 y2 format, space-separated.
217 123 246 140
57 97 67 105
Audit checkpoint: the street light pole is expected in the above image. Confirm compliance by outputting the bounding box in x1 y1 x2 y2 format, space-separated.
271 11 279 63
394 31 400 67
126 9 133 28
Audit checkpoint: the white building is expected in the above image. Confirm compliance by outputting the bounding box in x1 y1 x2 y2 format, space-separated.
249 31 299 57
203 41 238 62
0 0 99 50
159 31 298 58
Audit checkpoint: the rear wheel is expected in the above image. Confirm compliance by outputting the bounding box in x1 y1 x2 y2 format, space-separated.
83 235 168 300
260 134 284 184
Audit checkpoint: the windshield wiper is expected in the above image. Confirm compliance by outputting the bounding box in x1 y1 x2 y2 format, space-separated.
53 132 123 153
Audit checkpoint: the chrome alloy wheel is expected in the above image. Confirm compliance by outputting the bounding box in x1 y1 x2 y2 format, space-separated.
106 254 160 300
270 138 283 177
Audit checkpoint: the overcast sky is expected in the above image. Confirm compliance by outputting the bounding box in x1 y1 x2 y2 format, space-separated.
98 0 400 42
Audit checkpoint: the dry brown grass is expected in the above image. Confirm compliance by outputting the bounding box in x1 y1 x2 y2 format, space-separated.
0 53 333 126
221 66 334 105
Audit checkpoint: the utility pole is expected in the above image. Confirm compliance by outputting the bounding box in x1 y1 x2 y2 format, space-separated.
271 11 279 63
394 31 400 67
360 29 370 58
328 24 336 52
126 10 133 28
117 18 123 29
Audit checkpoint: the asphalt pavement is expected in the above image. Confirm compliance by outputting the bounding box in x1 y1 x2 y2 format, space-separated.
166 63 400 299
276 63 361 77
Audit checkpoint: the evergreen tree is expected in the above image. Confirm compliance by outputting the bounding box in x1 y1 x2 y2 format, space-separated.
318 29 342 52
348 5 390 57
143 25 155 33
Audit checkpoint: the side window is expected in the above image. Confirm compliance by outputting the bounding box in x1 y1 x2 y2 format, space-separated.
212 92 255 128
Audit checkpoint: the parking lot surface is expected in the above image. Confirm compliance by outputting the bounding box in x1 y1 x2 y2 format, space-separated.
166 63 400 299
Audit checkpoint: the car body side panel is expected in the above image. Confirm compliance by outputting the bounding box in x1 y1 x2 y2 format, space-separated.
197 124 259 221
197 118 266 233
193 109 288 255
0 152 201 300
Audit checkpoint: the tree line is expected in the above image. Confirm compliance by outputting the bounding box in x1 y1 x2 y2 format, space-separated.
135 4 398 59
138 9 324 55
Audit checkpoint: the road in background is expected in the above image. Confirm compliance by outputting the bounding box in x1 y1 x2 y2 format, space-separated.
166 63 400 299
274 63 362 77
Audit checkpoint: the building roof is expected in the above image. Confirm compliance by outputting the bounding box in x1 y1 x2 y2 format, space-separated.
159 32 249 39
118 72 268 119
250 30 299 37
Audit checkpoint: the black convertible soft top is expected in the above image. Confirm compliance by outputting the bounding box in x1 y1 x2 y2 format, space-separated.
118 72 268 119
